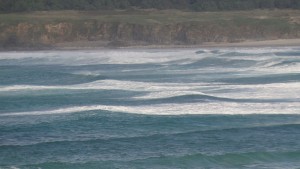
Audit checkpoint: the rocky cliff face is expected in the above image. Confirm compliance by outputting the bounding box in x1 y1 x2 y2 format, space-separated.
1 20 300 49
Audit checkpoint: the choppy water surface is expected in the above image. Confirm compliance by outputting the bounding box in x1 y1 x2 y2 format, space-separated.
0 48 300 168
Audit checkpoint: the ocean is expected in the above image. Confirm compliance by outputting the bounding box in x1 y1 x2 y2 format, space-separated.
0 47 300 169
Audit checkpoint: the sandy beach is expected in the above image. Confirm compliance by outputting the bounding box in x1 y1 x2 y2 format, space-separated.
201 39 300 48
53 38 300 51
1 38 300 51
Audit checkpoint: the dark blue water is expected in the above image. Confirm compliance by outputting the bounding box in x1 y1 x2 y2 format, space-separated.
0 48 300 168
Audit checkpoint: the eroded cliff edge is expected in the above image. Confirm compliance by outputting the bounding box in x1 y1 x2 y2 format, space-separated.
1 10 300 50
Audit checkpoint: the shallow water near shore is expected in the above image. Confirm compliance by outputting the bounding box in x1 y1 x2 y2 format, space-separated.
0 47 300 168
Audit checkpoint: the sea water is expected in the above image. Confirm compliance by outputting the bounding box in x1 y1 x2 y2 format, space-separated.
0 48 300 169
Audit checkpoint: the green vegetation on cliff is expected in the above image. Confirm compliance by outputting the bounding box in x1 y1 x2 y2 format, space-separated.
1 0 300 13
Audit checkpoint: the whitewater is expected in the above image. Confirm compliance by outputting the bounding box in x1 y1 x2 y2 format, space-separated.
0 47 300 168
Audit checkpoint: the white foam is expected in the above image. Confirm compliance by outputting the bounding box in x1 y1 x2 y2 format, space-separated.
133 91 205 99
0 47 297 64
0 49 200 65
1 102 299 117
1 80 299 102
205 82 300 100
1 48 299 108
0 80 208 92
265 63 300 74
9 167 20 169
218 47 297 55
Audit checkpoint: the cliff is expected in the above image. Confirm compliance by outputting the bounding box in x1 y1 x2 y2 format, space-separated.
1 10 300 49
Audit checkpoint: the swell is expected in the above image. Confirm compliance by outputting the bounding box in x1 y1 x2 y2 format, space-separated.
1 48 300 169
219 73 300 84
5 151 300 169
126 151 300 168
0 65 107 85
219 51 271 57
143 94 297 103
275 51 300 56
0 90 145 113
268 60 300 67
2 123 299 147
2 100 300 116
184 57 257 68
0 93 266 108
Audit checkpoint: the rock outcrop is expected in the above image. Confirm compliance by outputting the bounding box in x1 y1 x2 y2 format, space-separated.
1 20 300 49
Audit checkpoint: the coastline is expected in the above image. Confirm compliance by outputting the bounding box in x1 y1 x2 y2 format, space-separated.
200 39 300 48
46 38 300 50
119 39 300 49
2 10 300 52
1 38 300 51
54 38 300 50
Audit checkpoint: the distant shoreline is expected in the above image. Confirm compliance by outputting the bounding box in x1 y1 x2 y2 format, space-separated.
35 38 300 50
1 39 300 51
200 39 300 48
118 39 300 49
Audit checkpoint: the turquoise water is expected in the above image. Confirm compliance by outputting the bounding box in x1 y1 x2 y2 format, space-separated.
0 48 300 168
